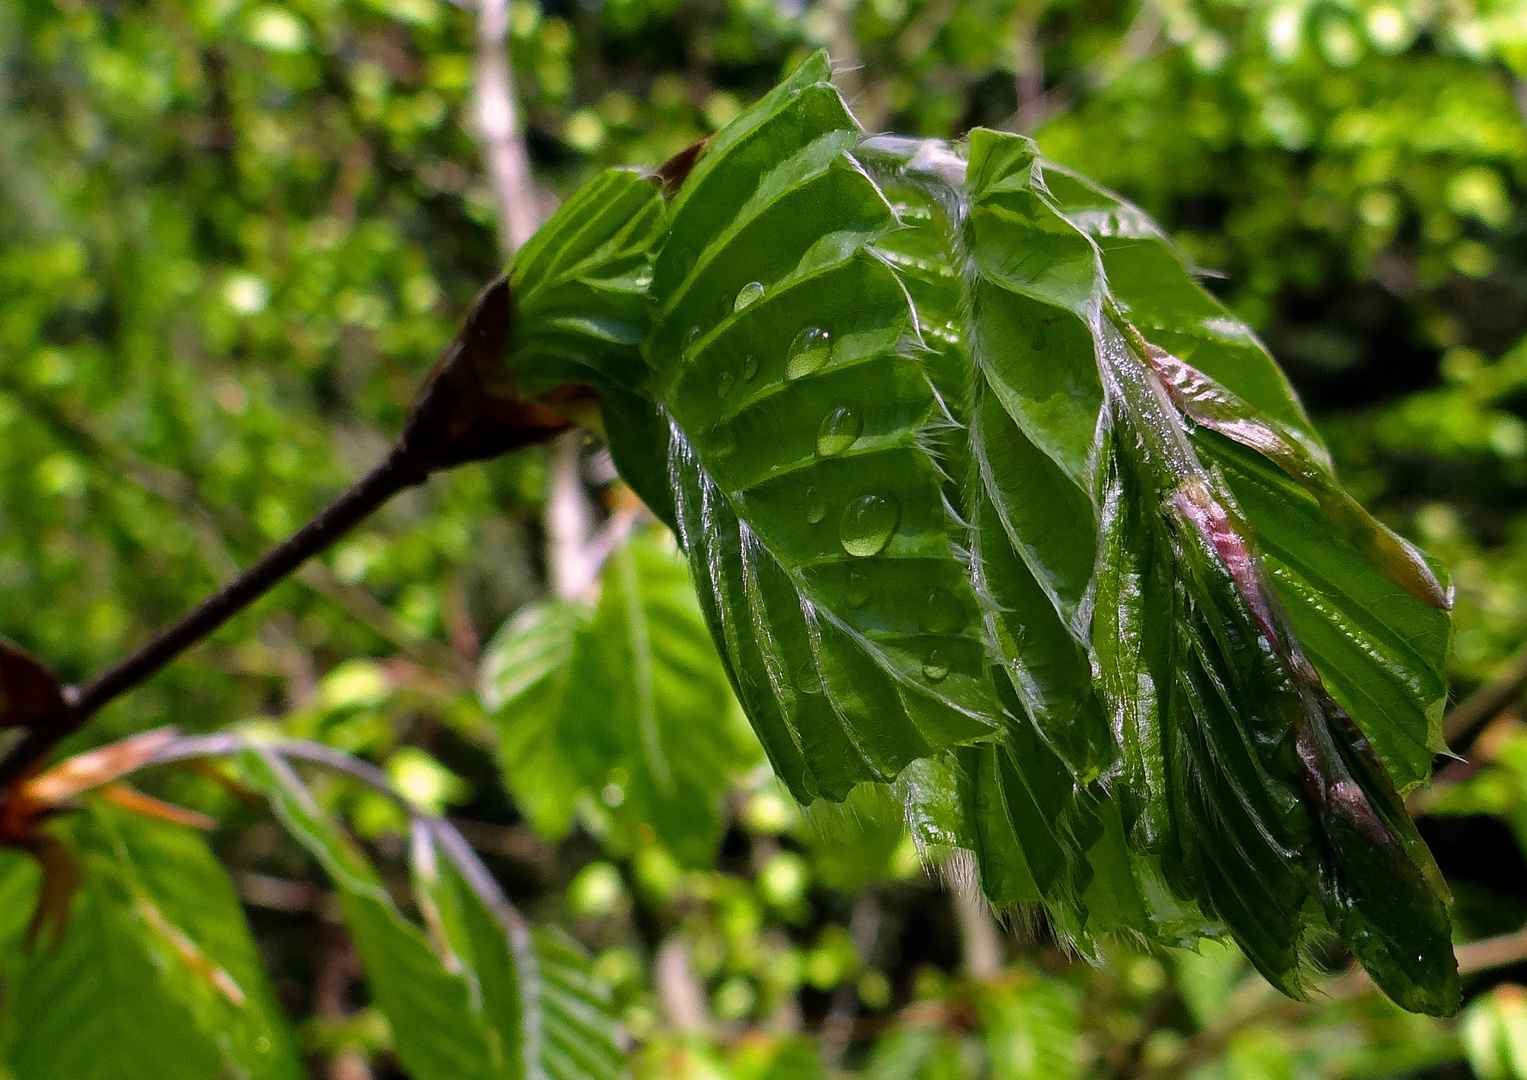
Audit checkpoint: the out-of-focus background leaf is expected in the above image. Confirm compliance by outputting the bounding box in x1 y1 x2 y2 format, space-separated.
3 0 1527 1074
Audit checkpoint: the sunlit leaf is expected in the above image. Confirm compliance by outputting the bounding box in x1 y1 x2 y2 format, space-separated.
236 746 625 1080
505 168 673 527
647 53 1004 803
0 804 302 1080
535 58 1459 1009
481 531 757 866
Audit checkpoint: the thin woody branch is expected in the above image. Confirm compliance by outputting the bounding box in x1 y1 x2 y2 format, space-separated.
0 277 577 793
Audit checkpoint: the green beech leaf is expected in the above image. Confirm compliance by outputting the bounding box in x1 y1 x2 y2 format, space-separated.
505 167 673 527
879 126 1454 1009
1032 159 1452 787
481 531 757 866
410 828 625 1080
506 54 1459 1014
506 168 663 399
1035 160 1313 435
1098 310 1457 1012
0 805 303 1080
1149 350 1451 788
650 53 1003 803
863 143 1113 939
236 747 625 1079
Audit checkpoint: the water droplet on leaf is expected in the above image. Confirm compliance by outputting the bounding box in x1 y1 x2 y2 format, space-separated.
718 370 736 398
923 587 966 634
816 405 862 457
683 326 703 358
742 355 759 380
922 649 951 683
805 487 826 524
786 327 832 380
846 569 871 607
839 494 898 557
734 281 765 312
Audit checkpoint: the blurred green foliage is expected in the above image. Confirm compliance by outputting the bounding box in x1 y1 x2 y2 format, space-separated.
4 0 1527 1074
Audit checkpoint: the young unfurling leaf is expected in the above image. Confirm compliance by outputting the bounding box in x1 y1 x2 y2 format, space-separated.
521 58 1456 1013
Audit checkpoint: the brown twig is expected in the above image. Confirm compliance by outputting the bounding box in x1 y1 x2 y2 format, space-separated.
655 936 712 1035
952 884 1005 979
0 445 427 792
0 372 475 682
546 432 600 601
1008 3 1046 133
822 889 882 1066
0 277 572 791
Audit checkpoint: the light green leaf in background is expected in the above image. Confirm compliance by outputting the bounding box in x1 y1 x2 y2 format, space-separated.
0 804 303 1080
1463 985 1527 1080
237 747 625 1080
243 748 508 1080
482 531 757 867
411 824 626 1080
480 598 590 843
975 975 1081 1080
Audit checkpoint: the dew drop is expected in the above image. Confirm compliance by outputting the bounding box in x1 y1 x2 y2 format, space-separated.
786 327 832 380
718 370 736 398
805 487 826 524
922 649 951 683
742 355 759 381
839 494 899 557
846 569 871 608
682 326 703 358
796 663 823 694
816 405 862 457
923 587 966 634
734 281 765 312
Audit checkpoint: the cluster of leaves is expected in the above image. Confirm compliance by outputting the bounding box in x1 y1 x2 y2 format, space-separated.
495 51 1460 1013
0 736 621 1080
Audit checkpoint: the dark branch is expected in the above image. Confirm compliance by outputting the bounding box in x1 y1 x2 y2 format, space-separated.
0 276 577 792
0 447 427 791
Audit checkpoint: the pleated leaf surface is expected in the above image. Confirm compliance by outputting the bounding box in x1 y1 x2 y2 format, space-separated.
647 53 1003 803
491 53 1459 1015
